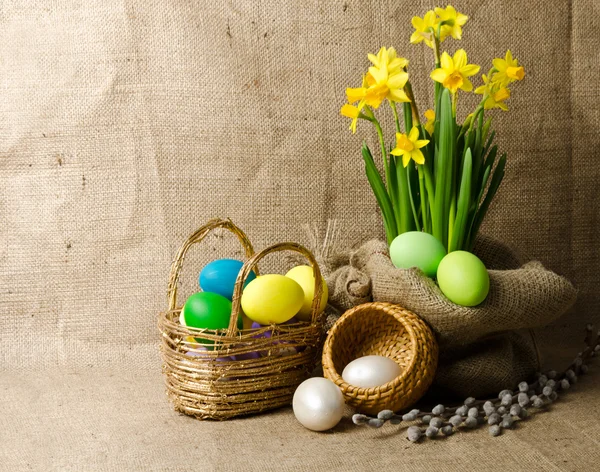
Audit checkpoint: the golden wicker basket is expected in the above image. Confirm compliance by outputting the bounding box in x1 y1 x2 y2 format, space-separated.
158 218 327 420
322 302 438 415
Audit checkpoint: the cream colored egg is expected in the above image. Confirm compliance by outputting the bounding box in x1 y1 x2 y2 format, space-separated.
342 355 402 389
285 265 328 322
293 377 345 431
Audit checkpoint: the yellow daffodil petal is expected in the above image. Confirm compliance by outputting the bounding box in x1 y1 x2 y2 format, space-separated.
460 77 473 92
493 87 510 102
396 133 414 151
346 87 366 103
389 57 409 73
387 71 409 89
415 139 430 149
474 84 486 95
340 104 360 119
408 126 420 142
460 64 480 77
412 149 426 165
454 49 468 69
441 51 453 70
430 68 448 83
456 12 469 26
424 109 435 121
492 57 506 72
368 66 386 83
402 153 411 168
507 66 525 80
388 88 411 103
410 31 423 44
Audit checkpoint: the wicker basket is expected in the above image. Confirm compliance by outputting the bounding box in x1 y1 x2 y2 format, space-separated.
158 218 327 420
322 302 438 415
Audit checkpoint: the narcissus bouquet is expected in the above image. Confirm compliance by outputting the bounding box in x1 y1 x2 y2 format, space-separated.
341 5 525 251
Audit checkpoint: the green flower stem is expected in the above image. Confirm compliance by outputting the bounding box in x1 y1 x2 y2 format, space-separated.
449 149 473 252
390 101 402 133
372 116 391 192
404 82 420 125
406 162 421 231
362 143 397 244
418 166 429 233
432 89 454 248
421 164 436 228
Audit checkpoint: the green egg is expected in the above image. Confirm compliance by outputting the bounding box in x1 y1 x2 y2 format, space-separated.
389 231 447 278
437 251 490 307
183 292 242 349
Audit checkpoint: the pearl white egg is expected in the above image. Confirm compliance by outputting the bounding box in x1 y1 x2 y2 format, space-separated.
293 377 345 431
342 355 402 388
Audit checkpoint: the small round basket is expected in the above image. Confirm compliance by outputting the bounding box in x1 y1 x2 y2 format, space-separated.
322 302 438 415
158 218 327 420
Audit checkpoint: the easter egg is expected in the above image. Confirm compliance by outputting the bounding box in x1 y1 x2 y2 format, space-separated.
182 292 242 348
293 377 345 431
389 231 447 278
341 355 402 388
285 265 328 321
437 251 490 306
199 258 256 301
241 274 304 325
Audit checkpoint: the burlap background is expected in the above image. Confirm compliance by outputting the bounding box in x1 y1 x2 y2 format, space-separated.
1 0 599 470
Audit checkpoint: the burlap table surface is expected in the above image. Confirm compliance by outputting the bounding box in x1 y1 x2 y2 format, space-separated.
1 0 599 470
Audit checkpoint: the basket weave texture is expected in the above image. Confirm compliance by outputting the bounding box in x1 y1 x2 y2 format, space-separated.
158 218 327 420
322 302 438 415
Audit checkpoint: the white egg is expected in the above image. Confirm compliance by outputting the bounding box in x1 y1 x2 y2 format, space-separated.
341 355 402 389
293 377 345 431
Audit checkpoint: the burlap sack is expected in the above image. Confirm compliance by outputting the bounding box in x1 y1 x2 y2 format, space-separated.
325 236 577 398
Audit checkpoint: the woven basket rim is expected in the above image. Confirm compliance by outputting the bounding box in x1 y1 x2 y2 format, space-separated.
323 302 424 395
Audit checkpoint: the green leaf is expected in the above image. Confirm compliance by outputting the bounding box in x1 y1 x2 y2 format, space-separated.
406 161 420 231
388 154 401 230
362 143 397 244
483 144 498 171
396 157 416 234
449 148 472 252
482 118 493 146
433 89 455 249
469 153 506 248
465 164 491 247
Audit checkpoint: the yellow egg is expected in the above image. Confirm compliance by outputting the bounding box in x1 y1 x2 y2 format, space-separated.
241 274 304 324
285 265 328 321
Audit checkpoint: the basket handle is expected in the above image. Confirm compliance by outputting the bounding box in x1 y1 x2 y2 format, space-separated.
228 242 324 337
167 218 256 311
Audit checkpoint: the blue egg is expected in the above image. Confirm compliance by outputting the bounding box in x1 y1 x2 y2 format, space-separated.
199 258 256 301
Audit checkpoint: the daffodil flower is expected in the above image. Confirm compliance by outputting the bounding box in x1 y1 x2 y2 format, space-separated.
365 47 411 107
491 50 525 87
475 74 511 111
435 5 468 41
410 11 437 48
368 47 408 75
430 49 480 94
423 109 436 134
391 126 430 167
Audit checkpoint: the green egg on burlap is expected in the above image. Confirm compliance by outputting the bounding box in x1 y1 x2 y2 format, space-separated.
437 251 490 307
389 231 447 278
